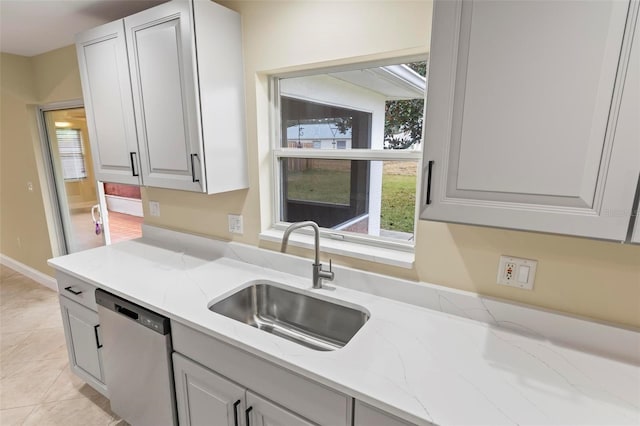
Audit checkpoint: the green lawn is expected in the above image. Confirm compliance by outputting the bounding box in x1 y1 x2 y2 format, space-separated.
380 174 416 233
286 168 416 233
287 169 351 205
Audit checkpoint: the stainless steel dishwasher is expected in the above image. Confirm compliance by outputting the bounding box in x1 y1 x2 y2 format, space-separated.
95 289 177 426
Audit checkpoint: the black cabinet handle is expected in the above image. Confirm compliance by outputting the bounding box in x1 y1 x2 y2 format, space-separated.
233 400 241 426
426 160 434 205
64 286 82 295
130 152 139 177
94 324 103 348
190 154 200 183
245 406 253 426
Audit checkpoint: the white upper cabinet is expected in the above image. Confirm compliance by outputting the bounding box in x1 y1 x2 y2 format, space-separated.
76 0 248 194
76 20 141 185
421 0 640 241
124 1 203 192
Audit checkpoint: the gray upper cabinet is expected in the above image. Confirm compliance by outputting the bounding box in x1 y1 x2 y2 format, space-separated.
421 0 640 241
76 0 248 194
76 20 141 186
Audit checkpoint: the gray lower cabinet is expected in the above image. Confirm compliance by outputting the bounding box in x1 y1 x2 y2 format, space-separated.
59 295 107 396
172 321 351 426
354 401 422 426
173 353 316 426
246 391 315 426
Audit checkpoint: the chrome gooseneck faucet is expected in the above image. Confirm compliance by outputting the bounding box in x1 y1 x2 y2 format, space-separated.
281 221 334 289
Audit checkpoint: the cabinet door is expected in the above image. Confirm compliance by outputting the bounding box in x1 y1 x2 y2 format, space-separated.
354 401 420 426
421 0 639 241
625 24 640 244
124 1 204 192
76 20 141 185
246 391 316 426
59 296 106 392
173 353 245 426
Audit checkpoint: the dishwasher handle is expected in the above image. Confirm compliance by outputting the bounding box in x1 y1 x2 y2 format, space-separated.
95 289 171 335
115 304 139 320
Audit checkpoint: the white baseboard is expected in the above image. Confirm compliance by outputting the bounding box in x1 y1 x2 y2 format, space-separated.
0 254 57 292
105 195 143 217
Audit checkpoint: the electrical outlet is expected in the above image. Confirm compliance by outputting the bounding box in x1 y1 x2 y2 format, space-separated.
149 201 161 217
497 255 537 290
27 182 33 192
504 262 516 282
228 214 243 234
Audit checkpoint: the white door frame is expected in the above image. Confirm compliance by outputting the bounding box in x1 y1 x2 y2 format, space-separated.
36 100 111 254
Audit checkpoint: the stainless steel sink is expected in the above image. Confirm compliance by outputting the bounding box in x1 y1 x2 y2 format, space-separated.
209 282 369 351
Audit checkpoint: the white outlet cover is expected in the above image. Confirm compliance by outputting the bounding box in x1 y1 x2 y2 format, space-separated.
149 201 160 217
228 214 243 234
497 255 537 290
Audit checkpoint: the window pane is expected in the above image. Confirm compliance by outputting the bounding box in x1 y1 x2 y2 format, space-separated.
276 60 426 246
281 159 417 242
279 62 427 151
56 128 87 180
380 161 417 240
284 159 352 205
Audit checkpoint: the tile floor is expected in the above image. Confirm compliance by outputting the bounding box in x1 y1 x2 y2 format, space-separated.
70 210 143 252
0 265 125 425
106 212 143 245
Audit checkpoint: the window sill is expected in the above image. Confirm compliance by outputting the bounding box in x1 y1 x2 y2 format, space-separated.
259 228 415 269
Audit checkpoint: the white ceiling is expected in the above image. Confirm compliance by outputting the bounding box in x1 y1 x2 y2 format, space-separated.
0 0 169 57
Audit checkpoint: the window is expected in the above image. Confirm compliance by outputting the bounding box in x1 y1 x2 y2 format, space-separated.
56 128 87 180
273 60 427 247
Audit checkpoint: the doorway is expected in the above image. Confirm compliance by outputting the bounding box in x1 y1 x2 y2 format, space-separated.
40 105 142 254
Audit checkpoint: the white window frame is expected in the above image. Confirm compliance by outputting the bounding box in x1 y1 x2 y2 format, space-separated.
269 73 424 255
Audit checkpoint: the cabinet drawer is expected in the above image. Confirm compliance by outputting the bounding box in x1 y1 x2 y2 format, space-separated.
56 271 98 311
355 401 424 426
172 321 351 426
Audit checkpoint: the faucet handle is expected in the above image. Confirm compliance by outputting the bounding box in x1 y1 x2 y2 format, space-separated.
319 258 335 282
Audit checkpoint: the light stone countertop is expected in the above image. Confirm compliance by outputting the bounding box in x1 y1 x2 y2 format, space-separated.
48 237 640 426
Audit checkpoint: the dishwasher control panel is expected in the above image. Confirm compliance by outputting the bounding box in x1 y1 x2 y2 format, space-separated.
95 289 170 335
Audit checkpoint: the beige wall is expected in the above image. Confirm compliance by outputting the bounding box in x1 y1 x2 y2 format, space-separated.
0 53 51 274
144 0 639 329
2 2 638 329
0 46 85 275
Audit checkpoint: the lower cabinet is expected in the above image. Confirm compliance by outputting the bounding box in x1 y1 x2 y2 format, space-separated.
173 353 315 426
246 391 315 426
354 400 424 426
59 295 107 396
172 321 351 426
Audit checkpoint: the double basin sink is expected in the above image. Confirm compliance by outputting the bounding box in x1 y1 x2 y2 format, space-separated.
209 282 369 351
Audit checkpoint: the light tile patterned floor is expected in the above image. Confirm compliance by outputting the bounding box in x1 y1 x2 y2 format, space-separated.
107 212 143 245
0 265 125 425
70 211 142 252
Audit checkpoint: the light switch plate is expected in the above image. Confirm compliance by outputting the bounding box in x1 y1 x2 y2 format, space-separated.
497 255 537 290
228 214 243 234
149 201 160 217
